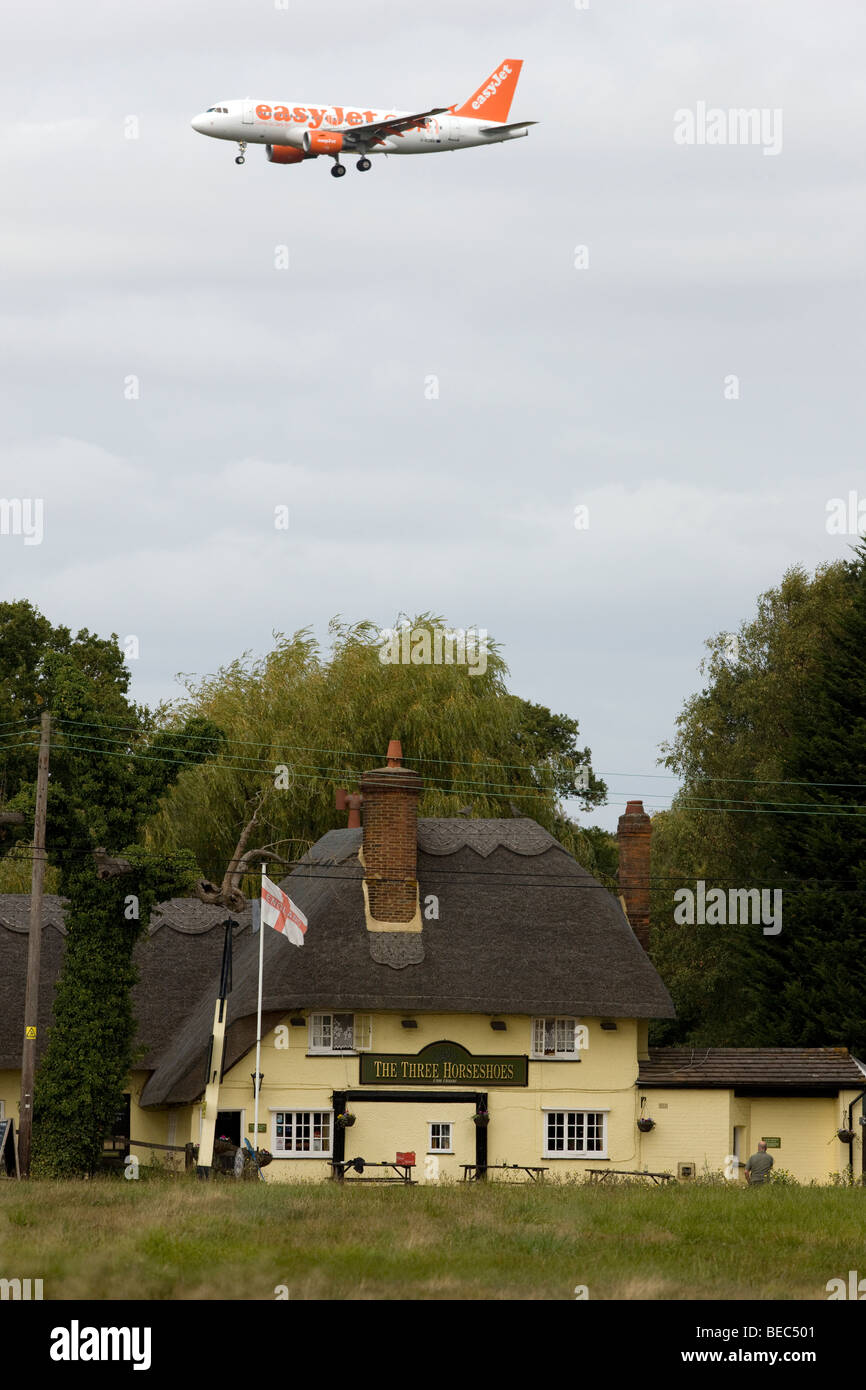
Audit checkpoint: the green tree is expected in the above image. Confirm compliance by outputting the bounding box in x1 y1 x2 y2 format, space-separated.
145 615 608 882
650 563 852 1043
744 545 866 1052
0 600 222 1176
29 697 222 1176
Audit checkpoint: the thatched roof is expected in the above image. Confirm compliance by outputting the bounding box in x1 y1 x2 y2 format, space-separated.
140 820 674 1105
0 895 69 1069
0 894 255 1071
0 818 675 1100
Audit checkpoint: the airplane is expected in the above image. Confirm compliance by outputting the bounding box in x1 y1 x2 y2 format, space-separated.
190 60 536 178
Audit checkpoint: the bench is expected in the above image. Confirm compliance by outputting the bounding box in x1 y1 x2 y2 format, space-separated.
329 1159 416 1184
461 1164 548 1183
586 1168 675 1185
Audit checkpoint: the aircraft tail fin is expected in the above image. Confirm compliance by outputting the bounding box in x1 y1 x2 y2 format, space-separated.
451 60 523 123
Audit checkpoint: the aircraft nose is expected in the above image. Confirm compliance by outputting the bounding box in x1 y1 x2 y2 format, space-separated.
191 113 209 134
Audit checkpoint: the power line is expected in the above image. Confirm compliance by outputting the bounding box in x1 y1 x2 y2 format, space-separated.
0 838 864 892
44 716 866 793
25 738 866 816
0 714 861 796
5 723 866 816
5 731 866 816
45 728 564 797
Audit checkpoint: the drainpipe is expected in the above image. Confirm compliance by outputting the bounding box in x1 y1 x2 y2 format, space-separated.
846 1088 866 1186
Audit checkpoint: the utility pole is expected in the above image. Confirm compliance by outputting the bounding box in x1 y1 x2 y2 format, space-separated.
18 711 51 1178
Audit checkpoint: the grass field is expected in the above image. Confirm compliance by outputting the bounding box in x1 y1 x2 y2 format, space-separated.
1 1176 862 1300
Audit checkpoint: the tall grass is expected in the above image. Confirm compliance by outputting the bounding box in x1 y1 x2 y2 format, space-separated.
0 1176 861 1300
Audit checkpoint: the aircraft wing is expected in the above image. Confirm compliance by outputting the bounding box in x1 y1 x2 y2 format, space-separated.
342 107 451 146
480 120 538 135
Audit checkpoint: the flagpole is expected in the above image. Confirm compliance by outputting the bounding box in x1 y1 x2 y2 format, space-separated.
254 862 265 1152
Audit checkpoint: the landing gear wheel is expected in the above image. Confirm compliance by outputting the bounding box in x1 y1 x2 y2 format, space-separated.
235 156 245 165
331 162 346 178
356 157 372 172
235 141 247 166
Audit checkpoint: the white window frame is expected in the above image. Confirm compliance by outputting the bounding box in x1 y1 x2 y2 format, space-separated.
308 1012 372 1055
531 1017 583 1059
542 1109 608 1159
427 1121 453 1154
271 1108 333 1157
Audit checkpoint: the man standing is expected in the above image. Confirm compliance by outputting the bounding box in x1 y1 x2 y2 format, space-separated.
745 1139 774 1186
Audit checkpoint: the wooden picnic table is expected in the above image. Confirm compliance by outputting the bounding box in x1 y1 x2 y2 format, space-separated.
329 1159 416 1184
586 1168 675 1185
461 1163 548 1183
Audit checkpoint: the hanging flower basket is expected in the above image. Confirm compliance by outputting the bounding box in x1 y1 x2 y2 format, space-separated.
837 1128 856 1143
637 1118 655 1132
472 1112 490 1127
336 1113 356 1128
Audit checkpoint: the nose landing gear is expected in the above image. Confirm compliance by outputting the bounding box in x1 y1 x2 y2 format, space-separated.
235 141 247 165
356 157 372 172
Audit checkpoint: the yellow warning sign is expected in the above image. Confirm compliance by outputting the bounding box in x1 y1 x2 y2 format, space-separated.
25 1026 36 1040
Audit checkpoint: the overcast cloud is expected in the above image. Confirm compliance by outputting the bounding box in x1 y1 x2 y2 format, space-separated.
2 0 863 828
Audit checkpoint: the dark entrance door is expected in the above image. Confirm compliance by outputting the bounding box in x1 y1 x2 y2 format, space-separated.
110 1093 130 1142
216 1111 241 1146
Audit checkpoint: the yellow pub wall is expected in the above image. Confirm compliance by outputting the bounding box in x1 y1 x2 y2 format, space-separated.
0 1071 21 1125
177 1012 646 1183
199 1016 866 1185
636 1088 863 1185
2 1026 861 1186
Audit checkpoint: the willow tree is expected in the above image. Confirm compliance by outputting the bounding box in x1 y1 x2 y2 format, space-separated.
145 615 607 883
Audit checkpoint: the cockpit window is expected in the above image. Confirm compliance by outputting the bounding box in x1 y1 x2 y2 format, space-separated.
206 107 228 113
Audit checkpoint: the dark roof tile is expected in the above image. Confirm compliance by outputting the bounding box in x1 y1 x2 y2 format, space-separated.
639 1047 866 1089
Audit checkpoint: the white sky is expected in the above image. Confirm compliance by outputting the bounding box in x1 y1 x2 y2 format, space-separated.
2 0 864 829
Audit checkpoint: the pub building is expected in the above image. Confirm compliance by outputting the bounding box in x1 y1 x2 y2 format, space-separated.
1 742 864 1183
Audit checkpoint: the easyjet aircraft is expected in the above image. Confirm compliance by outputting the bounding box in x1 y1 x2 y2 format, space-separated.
190 61 535 178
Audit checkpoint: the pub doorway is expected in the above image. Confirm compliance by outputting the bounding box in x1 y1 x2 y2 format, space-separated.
215 1110 243 1147
331 1089 488 1181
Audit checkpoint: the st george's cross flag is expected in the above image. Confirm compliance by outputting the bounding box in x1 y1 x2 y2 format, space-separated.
260 874 308 947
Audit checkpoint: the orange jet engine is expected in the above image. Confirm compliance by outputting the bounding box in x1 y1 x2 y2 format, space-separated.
303 130 344 154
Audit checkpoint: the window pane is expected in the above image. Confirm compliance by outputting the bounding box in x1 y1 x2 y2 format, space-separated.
333 1014 355 1050
587 1113 604 1151
547 1112 564 1151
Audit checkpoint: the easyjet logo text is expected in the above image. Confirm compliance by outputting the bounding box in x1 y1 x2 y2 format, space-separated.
256 105 388 130
472 65 512 110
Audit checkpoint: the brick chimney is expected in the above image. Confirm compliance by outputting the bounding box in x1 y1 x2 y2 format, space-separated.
360 740 422 922
335 788 363 828
617 799 651 951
